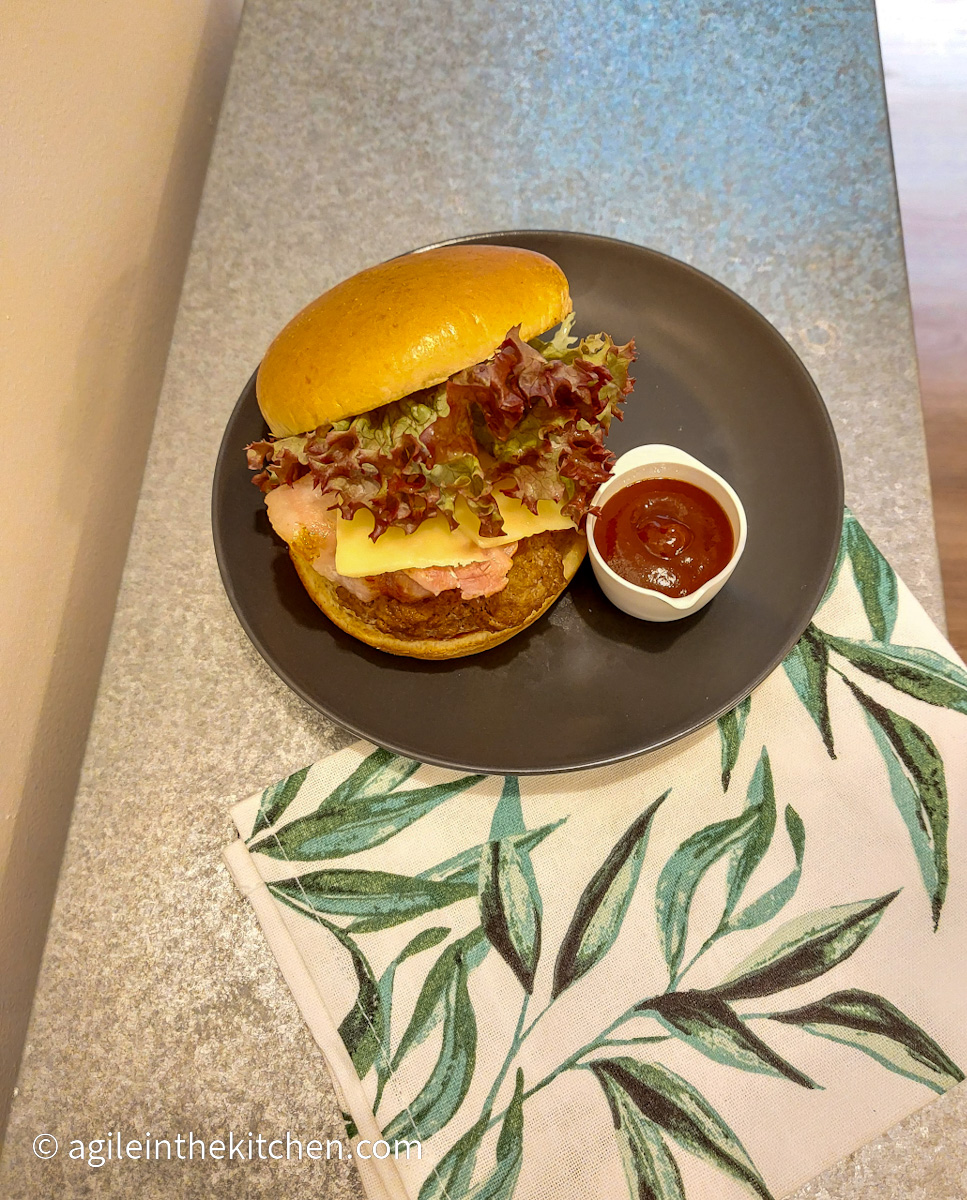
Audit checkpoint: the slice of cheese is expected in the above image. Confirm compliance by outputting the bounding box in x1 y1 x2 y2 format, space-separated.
335 510 488 577
457 491 577 547
334 490 578 577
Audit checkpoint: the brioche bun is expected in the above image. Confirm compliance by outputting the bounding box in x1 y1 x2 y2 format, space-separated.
256 244 572 437
290 530 587 659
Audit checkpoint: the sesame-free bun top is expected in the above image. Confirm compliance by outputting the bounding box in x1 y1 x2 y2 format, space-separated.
256 244 572 437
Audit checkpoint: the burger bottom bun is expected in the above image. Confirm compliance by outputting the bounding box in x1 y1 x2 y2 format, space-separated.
290 530 587 659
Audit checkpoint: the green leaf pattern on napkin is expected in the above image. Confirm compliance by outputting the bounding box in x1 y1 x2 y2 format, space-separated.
595 1064 687 1200
552 791 668 998
244 513 965 1200
479 838 542 994
656 755 775 986
382 943 478 1144
846 679 950 928
589 1059 772 1200
764 989 964 1094
717 695 751 791
250 774 483 860
250 765 311 837
392 929 489 1073
733 509 966 929
640 991 818 1088
839 509 899 642
782 627 835 758
270 869 476 934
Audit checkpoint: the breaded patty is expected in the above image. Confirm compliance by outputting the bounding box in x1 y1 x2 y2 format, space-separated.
334 531 575 642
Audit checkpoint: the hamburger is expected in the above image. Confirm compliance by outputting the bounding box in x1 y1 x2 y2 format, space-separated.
246 244 635 659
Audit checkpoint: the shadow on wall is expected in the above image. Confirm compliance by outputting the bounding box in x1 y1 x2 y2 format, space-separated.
0 0 243 1147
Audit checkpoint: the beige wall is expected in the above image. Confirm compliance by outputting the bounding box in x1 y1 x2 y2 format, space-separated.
0 0 243 1137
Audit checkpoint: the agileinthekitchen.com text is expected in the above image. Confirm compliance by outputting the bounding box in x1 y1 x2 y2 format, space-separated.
31 1130 421 1168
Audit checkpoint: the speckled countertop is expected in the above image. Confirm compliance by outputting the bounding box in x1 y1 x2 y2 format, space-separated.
3 0 960 1196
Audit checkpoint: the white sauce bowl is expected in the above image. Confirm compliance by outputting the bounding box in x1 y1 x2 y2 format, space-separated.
587 444 748 621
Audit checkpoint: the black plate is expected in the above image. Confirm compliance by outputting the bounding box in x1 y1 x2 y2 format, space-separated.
213 231 843 774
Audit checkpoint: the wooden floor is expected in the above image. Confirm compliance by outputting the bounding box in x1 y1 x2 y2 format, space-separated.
878 0 967 657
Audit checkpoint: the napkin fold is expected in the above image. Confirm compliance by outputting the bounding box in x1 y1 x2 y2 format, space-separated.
224 512 967 1200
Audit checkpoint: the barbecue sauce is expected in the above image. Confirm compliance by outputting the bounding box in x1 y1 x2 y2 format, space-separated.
593 478 734 597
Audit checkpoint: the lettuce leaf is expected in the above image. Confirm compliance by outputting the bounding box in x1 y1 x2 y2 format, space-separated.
247 434 310 491
246 319 636 539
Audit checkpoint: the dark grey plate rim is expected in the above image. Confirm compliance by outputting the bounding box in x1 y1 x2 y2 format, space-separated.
212 229 844 774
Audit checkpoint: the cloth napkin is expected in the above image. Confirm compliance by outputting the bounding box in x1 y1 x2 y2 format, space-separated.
223 512 967 1200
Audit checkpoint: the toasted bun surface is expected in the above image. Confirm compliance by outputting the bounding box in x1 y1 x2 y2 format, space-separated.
290 531 586 659
256 244 572 437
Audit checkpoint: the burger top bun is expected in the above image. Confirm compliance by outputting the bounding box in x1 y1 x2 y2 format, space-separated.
255 244 572 437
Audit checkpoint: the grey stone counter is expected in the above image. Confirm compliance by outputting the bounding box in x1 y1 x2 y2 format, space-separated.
2 0 956 1196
